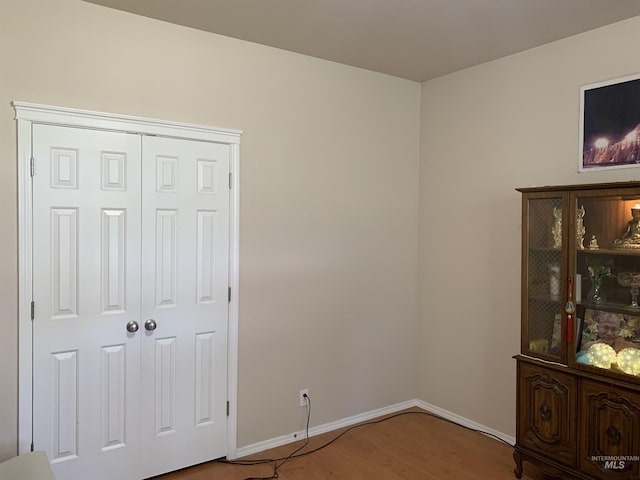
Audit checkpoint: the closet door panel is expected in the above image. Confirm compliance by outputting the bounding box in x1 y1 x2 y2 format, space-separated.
32 124 142 480
140 136 230 478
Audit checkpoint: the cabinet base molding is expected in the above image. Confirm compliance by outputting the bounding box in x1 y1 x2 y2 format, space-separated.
514 448 589 480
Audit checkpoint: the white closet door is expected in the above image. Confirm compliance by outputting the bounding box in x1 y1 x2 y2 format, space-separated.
31 125 231 480
139 136 230 478
32 124 142 480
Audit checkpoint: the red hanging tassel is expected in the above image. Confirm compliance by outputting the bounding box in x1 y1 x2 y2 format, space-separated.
565 277 575 343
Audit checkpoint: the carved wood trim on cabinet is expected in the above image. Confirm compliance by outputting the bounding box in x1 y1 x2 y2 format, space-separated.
517 361 577 467
579 380 640 479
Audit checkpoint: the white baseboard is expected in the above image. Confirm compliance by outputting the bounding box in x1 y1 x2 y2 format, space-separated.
414 399 516 446
232 399 514 459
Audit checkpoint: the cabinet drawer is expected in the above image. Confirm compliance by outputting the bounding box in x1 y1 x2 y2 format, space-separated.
579 379 640 479
517 362 577 467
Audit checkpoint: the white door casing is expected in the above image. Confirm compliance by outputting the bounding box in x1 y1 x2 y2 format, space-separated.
15 103 241 479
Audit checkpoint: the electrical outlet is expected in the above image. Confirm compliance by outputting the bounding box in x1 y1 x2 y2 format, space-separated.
299 388 309 407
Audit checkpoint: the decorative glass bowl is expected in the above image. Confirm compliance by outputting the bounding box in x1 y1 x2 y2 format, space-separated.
617 272 640 308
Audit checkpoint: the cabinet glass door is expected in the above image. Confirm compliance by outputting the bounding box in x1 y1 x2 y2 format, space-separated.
573 188 640 378
523 195 566 361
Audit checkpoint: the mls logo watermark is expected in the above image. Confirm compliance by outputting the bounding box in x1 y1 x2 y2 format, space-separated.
591 455 640 470
605 460 625 470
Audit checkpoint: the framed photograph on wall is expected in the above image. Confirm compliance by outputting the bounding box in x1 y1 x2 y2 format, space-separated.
579 73 640 171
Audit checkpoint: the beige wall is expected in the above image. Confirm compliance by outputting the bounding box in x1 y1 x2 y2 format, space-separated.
5 0 640 466
0 0 420 459
418 16 640 436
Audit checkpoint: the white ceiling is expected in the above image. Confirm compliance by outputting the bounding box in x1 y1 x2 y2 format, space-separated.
82 0 640 82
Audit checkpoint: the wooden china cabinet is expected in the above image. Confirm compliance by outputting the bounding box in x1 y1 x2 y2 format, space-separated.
515 182 640 480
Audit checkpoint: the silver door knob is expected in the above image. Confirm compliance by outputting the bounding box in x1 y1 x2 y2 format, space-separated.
144 319 157 331
126 320 139 333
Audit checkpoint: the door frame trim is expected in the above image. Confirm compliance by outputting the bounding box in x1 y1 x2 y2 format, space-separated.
14 101 242 459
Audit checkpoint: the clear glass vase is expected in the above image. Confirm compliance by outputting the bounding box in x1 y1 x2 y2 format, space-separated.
587 280 607 305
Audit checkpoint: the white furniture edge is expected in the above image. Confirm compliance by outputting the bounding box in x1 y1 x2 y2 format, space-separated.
13 101 242 461
0 451 56 480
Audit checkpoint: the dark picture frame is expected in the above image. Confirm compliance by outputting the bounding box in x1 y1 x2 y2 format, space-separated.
579 73 640 171
577 308 640 352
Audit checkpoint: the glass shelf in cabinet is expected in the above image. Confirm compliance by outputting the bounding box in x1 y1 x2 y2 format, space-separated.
529 247 562 253
576 300 640 315
577 248 640 257
529 295 562 304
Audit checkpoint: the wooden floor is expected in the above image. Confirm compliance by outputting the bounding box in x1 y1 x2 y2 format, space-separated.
156 408 545 480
